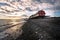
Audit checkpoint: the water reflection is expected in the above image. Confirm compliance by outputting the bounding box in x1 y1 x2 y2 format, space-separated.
0 19 25 40
10 19 19 24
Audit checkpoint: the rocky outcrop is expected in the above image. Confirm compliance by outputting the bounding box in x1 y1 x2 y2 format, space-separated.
16 17 60 40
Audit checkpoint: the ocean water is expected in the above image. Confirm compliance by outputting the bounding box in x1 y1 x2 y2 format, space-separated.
0 19 12 25
0 19 26 40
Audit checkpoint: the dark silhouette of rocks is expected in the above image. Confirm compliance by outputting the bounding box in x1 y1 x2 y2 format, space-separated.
30 10 46 18
16 17 60 40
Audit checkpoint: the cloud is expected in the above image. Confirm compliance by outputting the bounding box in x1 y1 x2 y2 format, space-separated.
32 0 58 10
0 0 60 17
33 0 55 4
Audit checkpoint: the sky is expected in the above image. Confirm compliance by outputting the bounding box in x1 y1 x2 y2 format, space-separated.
0 0 60 17
23 0 60 17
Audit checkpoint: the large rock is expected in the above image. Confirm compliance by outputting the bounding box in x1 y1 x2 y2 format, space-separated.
16 17 60 40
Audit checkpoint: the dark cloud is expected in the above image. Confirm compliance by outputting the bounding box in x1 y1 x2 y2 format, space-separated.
45 6 60 10
26 7 33 11
39 0 60 10
0 3 10 6
33 0 55 4
55 6 60 10
33 0 41 3
26 7 39 11
0 2 14 8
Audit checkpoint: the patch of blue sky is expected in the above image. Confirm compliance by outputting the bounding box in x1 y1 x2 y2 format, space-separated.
0 3 9 6
54 11 60 17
